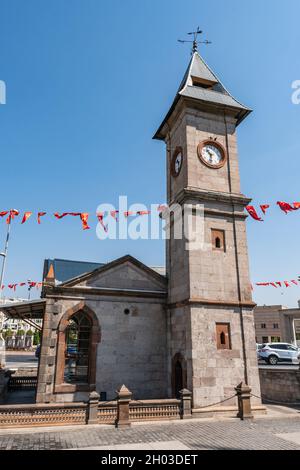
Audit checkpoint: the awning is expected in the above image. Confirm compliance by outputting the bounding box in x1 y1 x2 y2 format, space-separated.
0 299 46 331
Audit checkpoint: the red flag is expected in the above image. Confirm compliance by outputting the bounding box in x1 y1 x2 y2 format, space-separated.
6 209 19 224
0 211 8 218
97 212 108 232
137 210 151 216
245 206 263 221
79 213 90 230
284 281 290 288
260 204 270 215
256 282 270 287
293 202 300 210
8 284 17 291
1 285 4 290
19 282 26 286
124 211 134 217
38 212 47 224
270 283 278 288
277 201 296 214
276 282 282 287
21 211 32 224
291 280 298 286
28 281 37 288
110 210 119 220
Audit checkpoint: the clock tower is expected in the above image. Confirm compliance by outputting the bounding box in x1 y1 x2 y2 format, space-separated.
154 50 262 409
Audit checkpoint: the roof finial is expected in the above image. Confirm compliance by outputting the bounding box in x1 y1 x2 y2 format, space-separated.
178 27 211 55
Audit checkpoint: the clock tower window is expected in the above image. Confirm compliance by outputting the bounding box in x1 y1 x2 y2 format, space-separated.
212 229 225 252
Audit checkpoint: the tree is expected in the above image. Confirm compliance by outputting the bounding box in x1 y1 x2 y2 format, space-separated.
33 330 41 345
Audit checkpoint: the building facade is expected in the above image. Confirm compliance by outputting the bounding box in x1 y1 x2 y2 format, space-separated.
254 304 300 346
1 50 262 410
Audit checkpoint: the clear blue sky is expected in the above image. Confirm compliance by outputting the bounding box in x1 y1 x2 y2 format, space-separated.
0 0 300 306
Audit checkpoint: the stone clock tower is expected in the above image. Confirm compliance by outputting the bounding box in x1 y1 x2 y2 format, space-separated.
154 51 262 409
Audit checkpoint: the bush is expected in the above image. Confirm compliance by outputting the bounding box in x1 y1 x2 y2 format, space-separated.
3 329 13 338
26 329 34 336
17 329 25 336
33 330 41 345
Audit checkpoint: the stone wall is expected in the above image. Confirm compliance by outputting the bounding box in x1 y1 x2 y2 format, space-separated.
259 368 300 403
37 296 168 404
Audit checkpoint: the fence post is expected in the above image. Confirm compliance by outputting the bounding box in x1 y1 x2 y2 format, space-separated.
116 384 132 428
179 388 192 419
235 382 253 420
87 391 100 425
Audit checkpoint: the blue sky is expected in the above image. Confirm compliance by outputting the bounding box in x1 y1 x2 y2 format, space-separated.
0 0 300 306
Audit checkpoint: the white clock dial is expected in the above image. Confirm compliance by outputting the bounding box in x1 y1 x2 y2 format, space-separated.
201 144 223 166
174 152 182 174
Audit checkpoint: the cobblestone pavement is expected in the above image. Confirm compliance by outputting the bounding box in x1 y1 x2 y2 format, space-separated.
1 416 300 450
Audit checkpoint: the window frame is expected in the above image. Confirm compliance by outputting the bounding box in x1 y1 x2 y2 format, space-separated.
54 302 101 394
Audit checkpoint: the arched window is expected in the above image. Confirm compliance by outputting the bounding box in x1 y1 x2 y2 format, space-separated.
171 353 187 398
64 311 92 384
220 331 226 345
215 237 221 249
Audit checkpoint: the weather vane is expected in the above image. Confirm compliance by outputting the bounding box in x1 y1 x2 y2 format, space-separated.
178 27 211 54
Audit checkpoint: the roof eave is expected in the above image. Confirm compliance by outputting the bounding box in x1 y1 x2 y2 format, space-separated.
153 94 252 141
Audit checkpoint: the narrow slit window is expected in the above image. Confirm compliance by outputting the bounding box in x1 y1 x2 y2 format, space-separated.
216 323 231 350
212 229 225 252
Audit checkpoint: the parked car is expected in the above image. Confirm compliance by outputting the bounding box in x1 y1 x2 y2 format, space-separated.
35 344 41 358
259 342 300 365
256 344 262 359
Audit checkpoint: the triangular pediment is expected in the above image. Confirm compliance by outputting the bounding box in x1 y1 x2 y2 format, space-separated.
61 255 167 292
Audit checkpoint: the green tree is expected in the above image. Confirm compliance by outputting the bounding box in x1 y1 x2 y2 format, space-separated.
33 330 41 345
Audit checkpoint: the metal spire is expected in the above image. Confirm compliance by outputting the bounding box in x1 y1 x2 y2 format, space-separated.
178 27 211 54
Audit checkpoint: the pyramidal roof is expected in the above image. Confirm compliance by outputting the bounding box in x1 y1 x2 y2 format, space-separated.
154 52 251 140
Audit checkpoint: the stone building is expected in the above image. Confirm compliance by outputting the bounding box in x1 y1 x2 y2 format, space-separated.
1 50 262 410
254 304 300 346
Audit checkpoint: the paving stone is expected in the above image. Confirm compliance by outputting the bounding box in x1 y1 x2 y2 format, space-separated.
1 417 300 450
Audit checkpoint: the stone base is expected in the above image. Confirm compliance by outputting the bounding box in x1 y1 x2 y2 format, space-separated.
192 405 267 419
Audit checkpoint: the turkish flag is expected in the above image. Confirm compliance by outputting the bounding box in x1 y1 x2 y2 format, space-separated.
79 213 90 230
21 212 32 224
137 210 151 216
6 209 19 224
245 206 263 221
97 212 108 232
284 281 290 288
270 283 278 288
277 201 296 214
38 212 47 224
260 204 270 215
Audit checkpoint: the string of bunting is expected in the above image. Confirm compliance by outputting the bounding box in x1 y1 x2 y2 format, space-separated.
2 277 299 293
1 281 43 291
0 206 168 231
246 201 300 221
252 279 299 289
0 202 300 230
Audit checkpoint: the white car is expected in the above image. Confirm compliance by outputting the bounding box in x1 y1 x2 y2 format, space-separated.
259 343 300 365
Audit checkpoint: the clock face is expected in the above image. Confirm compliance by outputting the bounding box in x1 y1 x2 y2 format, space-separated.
197 141 226 169
172 148 183 176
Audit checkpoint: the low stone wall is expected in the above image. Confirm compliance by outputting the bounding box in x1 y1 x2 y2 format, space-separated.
259 368 300 404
